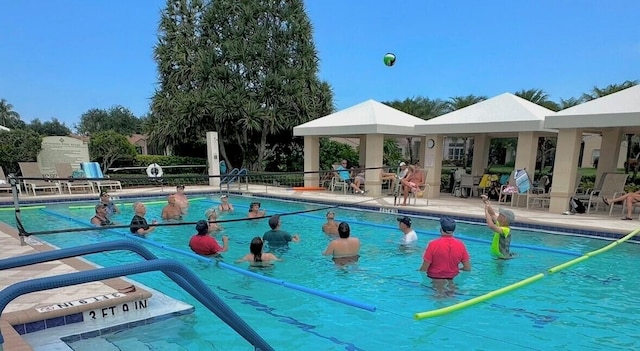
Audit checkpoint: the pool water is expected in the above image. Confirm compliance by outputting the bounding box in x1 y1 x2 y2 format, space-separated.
1 195 639 350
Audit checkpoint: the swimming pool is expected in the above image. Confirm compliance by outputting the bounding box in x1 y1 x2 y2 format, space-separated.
1 194 638 350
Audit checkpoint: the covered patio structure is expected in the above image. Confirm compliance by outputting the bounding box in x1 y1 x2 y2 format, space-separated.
293 99 427 196
544 85 640 213
414 93 557 201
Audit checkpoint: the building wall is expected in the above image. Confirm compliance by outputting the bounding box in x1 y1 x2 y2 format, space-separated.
581 135 627 168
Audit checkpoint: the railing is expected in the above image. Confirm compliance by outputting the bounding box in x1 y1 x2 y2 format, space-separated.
0 240 274 351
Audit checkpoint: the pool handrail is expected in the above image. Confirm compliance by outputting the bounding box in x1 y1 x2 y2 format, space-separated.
0 242 274 351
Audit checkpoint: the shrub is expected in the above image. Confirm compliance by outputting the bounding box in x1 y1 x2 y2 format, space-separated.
112 155 208 175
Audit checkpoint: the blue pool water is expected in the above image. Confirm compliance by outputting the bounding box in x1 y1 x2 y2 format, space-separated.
1 195 639 350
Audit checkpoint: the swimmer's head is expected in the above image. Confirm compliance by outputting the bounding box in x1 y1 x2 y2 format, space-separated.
250 202 261 211
338 222 350 239
440 216 456 235
195 220 208 235
268 215 281 230
250 237 264 256
205 208 216 219
397 216 412 228
498 208 515 225
326 211 335 219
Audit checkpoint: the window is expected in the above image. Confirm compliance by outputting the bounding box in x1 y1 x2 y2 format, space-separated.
447 143 465 160
591 149 600 163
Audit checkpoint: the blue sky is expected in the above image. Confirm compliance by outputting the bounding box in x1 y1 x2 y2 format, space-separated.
1 0 638 128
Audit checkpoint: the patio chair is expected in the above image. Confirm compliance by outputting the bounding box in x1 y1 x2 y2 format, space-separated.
55 163 95 194
526 175 550 209
509 169 532 207
408 169 429 206
577 173 628 215
329 164 348 194
80 162 123 192
0 166 21 195
18 162 62 196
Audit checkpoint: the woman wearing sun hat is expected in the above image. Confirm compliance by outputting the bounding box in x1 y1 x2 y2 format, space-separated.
218 194 234 212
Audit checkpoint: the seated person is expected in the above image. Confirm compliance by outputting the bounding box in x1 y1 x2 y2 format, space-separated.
400 166 425 206
99 191 120 217
322 222 360 266
218 194 234 212
189 220 228 256
322 211 339 236
336 160 366 194
235 237 280 267
161 194 183 220
380 162 409 194
263 215 300 248
129 202 157 237
205 208 223 232
604 190 640 220
248 202 266 218
91 204 113 226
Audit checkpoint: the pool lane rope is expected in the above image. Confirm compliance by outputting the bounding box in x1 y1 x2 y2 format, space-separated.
67 196 207 209
414 226 640 320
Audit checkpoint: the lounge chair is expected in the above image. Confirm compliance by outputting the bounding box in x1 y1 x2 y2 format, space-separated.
18 162 62 196
0 166 21 195
526 175 550 209
80 162 123 192
55 163 95 194
577 173 628 215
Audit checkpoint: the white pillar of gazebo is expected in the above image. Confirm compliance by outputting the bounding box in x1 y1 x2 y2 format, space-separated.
596 128 623 185
363 134 384 196
303 136 320 187
471 135 491 177
421 135 444 198
549 128 582 213
512 131 539 206
358 135 367 167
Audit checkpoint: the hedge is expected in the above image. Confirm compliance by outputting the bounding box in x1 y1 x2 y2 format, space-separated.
111 155 208 175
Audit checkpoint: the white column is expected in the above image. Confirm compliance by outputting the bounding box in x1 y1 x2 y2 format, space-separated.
471 135 491 177
596 128 623 184
303 136 320 187
359 135 367 167
549 128 582 213
363 134 384 196
206 132 221 187
421 135 443 198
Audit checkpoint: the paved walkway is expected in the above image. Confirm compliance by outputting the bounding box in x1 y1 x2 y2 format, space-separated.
1 184 638 350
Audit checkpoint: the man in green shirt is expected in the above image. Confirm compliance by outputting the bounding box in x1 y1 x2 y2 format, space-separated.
263 215 300 248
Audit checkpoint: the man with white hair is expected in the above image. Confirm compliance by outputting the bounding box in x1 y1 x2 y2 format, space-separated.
482 195 516 259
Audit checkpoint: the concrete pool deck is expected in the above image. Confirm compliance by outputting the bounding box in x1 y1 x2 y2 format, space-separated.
0 184 638 349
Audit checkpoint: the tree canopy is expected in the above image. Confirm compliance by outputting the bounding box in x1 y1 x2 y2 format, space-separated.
76 106 143 136
0 129 42 174
149 0 333 171
88 131 138 173
27 118 71 136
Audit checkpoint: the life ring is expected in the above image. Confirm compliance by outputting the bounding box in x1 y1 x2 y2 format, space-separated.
146 163 163 178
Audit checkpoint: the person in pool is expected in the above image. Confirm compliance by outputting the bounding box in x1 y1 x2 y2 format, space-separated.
235 237 280 267
174 185 189 213
205 208 223 232
322 211 339 236
129 202 157 237
322 222 360 266
218 194 234 212
418 216 471 296
98 191 120 217
189 220 228 257
263 215 300 248
482 195 515 259
248 202 266 219
91 203 113 226
161 194 183 220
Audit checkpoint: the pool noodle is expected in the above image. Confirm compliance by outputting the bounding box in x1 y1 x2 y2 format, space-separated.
218 262 376 312
415 227 640 319
414 273 545 320
39 209 213 264
68 197 206 209
0 206 45 211
202 200 582 257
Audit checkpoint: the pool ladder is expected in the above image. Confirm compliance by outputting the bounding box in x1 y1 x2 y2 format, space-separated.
0 240 274 351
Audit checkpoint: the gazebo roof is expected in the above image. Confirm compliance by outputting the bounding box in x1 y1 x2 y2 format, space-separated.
544 85 640 131
414 93 557 135
293 99 425 136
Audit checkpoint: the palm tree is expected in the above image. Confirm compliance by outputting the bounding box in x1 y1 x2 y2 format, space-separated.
581 80 638 101
514 88 559 111
0 98 21 128
558 97 583 110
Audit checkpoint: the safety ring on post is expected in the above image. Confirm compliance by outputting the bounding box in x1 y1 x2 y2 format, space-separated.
146 163 163 178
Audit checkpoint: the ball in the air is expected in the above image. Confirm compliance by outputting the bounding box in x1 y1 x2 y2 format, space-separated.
383 53 396 67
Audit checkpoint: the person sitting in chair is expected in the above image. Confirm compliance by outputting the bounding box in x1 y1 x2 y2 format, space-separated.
603 190 640 220
400 166 425 206
336 160 367 194
380 162 409 195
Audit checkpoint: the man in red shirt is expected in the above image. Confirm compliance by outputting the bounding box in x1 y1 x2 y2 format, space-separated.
418 216 471 296
189 220 228 257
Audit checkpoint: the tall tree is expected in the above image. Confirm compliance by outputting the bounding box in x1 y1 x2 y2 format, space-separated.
151 0 333 171
558 97 583 110
514 88 559 111
0 98 26 129
0 129 42 174
384 97 448 163
28 118 71 136
88 131 138 173
76 105 142 136
581 80 638 101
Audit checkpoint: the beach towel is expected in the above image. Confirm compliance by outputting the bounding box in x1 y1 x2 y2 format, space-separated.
514 169 531 194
